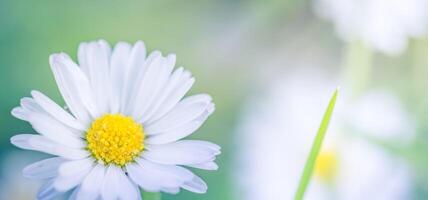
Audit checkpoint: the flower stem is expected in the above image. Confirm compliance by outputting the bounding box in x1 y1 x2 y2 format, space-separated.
411 38 428 99
294 88 339 200
344 40 373 97
141 191 161 200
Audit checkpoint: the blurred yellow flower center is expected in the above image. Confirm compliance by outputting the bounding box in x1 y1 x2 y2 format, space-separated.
86 114 145 166
314 150 338 183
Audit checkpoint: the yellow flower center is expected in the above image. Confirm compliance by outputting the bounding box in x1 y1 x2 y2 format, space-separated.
86 114 145 166
314 150 339 183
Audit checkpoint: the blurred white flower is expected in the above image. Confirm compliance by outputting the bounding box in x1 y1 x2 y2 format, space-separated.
343 90 415 144
314 0 428 55
235 73 413 200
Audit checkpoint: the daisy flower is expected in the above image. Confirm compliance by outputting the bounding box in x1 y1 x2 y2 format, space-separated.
235 73 413 200
314 0 428 55
10 40 220 200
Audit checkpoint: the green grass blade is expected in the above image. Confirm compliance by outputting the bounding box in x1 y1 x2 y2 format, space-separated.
294 88 339 200
141 191 161 200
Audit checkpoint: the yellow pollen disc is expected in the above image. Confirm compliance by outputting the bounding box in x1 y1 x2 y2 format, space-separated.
314 150 339 183
86 114 145 166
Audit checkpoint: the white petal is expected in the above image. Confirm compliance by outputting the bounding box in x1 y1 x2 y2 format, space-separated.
126 51 162 116
27 112 85 148
141 160 195 185
37 180 62 200
10 134 89 159
54 160 94 192
143 140 220 166
11 107 29 121
145 94 213 134
182 175 208 194
145 102 214 145
100 166 120 200
23 157 66 180
58 157 94 177
187 162 219 170
121 41 147 113
110 42 132 113
126 163 160 192
116 168 140 200
145 121 201 145
20 97 43 112
76 164 106 200
81 40 112 115
141 54 177 121
144 68 195 124
31 90 86 131
49 53 96 124
133 54 175 122
141 67 185 124
13 97 42 121
12 94 86 140
129 158 194 192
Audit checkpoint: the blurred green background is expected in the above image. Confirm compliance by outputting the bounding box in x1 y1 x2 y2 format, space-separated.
1 0 428 199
